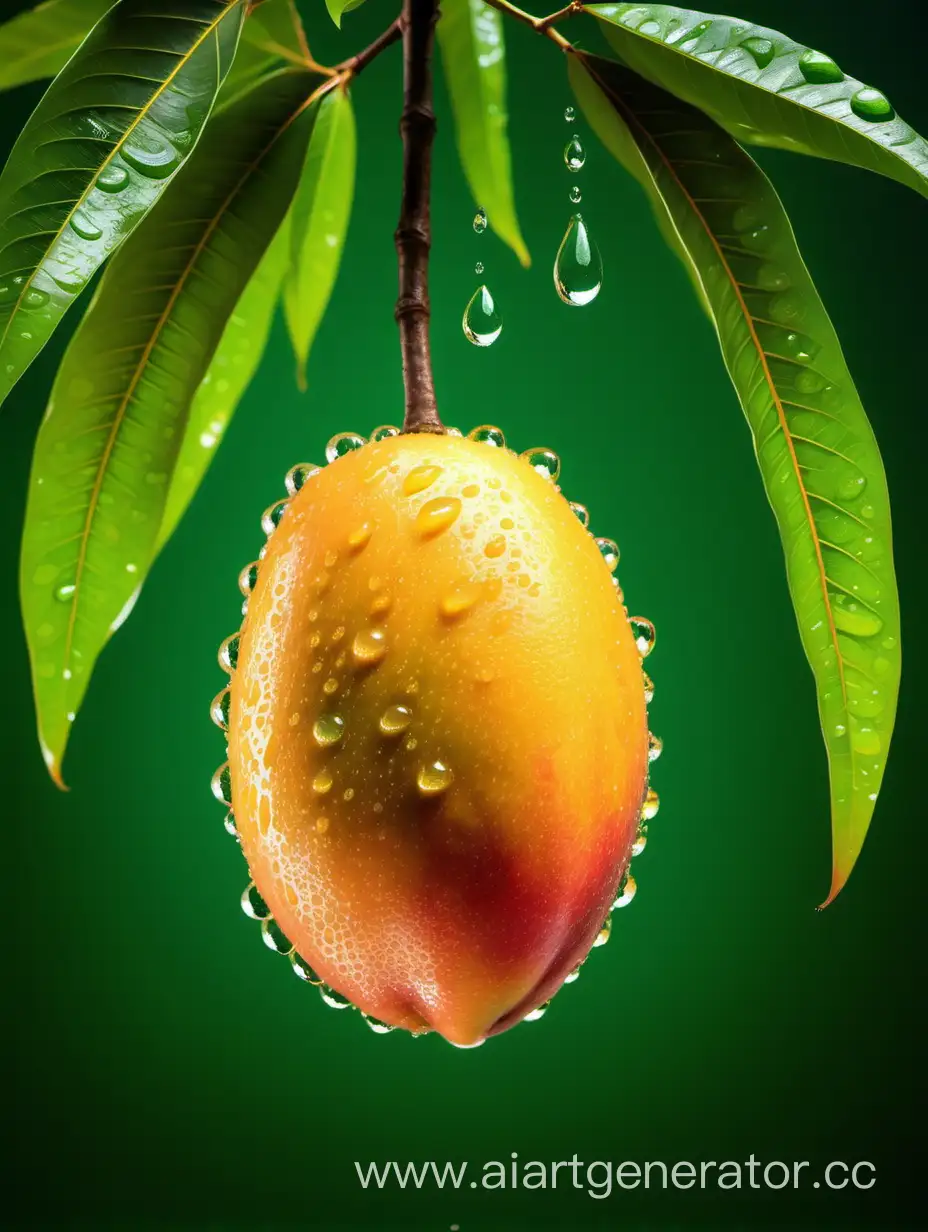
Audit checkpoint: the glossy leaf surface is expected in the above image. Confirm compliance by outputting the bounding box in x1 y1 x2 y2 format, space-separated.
0 0 113 91
325 0 367 30
157 222 289 550
246 0 310 61
284 88 355 386
21 69 326 783
0 0 246 409
438 0 529 265
587 4 928 198
570 50 900 903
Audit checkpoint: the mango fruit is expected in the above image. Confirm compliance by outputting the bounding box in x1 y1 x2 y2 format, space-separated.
216 428 653 1046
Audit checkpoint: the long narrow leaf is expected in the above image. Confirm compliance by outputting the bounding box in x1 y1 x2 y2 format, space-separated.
0 0 113 92
438 0 529 266
284 88 355 386
157 221 290 550
570 50 900 904
21 69 327 784
586 4 928 198
0 0 247 409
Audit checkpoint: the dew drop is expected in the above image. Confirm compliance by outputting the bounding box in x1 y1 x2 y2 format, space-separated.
629 617 656 658
291 952 323 984
69 210 102 241
569 501 590 527
440 580 485 619
643 672 655 705
210 687 230 731
285 463 319 495
593 916 611 947
564 134 586 171
484 534 506 558
241 881 270 920
415 496 462 537
211 762 232 806
326 431 367 463
347 522 373 551
322 677 339 695
595 537 620 571
632 830 648 857
473 206 487 233
564 105 576 122
313 713 345 746
613 872 637 909
463 284 502 346
352 627 387 664
261 918 294 955
851 86 894 121
315 816 330 834
364 1014 395 1034
641 788 660 821
320 984 352 1009
569 185 582 204
851 723 881 756
122 137 179 179
468 424 506 447
417 760 454 796
218 633 240 673
554 214 602 306
403 464 442 495
831 596 884 638
261 499 288 535
238 561 259 596
524 1001 550 1022
648 732 663 762
798 48 844 83
521 447 561 481
371 424 399 441
55 582 76 602
379 704 413 736
96 164 129 193
224 812 239 840
740 35 775 67
313 768 333 794
23 287 49 309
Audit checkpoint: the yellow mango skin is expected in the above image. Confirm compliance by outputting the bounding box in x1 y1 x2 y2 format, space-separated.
229 434 648 1045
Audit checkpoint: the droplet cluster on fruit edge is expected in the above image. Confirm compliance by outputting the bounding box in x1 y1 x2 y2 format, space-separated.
210 426 661 1037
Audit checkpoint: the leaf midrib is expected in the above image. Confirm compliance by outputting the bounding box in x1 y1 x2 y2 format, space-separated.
0 0 240 355
580 54 848 715
60 74 333 687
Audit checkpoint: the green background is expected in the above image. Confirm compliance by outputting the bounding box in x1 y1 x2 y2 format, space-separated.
3 0 925 1227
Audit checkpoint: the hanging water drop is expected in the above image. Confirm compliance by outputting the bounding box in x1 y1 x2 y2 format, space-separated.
218 633 240 673
569 501 590 527
554 214 602 307
569 185 582 204
241 881 270 920
261 918 294 955
210 687 231 731
520 447 561 482
595 537 620 571
463 285 502 346
473 206 487 233
564 134 586 172
326 432 367 463
468 424 506 447
238 561 259 596
285 463 319 495
291 952 323 984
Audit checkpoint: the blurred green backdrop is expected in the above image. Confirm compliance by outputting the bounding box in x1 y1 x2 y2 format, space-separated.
3 0 925 1228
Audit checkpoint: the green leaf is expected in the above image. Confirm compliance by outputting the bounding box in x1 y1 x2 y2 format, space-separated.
284 87 355 387
437 0 529 266
570 50 900 905
0 0 114 92
0 0 248 410
247 0 311 60
157 221 289 550
21 68 327 784
586 4 928 199
325 0 366 30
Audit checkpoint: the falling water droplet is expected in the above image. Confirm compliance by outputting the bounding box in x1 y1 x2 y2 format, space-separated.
313 713 345 747
569 185 582 204
285 463 319 495
326 432 367 463
417 760 454 796
569 501 590 527
474 261 484 275
241 881 270 920
554 214 602 306
473 206 487 233
564 105 576 122
218 634 240 673
564 134 586 171
379 704 413 736
798 48 844 83
210 687 231 731
595 537 620 571
463 285 502 346
520 447 561 482
468 424 506 447
851 86 895 121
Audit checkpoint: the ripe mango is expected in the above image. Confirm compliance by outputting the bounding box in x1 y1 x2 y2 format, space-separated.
224 430 650 1046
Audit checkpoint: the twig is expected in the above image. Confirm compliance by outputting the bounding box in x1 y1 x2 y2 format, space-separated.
337 17 404 80
481 0 581 51
395 0 442 433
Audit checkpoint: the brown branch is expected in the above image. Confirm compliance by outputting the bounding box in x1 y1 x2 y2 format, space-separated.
396 0 442 433
481 0 580 51
337 17 404 79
